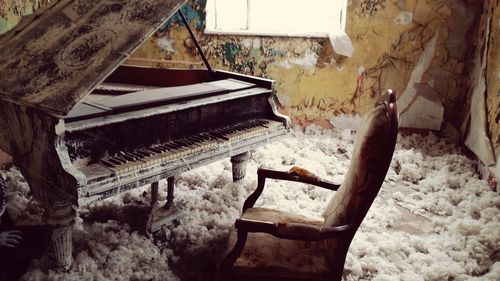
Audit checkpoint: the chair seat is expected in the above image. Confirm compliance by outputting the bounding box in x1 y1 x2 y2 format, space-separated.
225 208 332 280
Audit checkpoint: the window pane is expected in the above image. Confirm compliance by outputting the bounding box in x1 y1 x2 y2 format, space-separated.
215 0 247 30
205 0 347 37
248 0 340 34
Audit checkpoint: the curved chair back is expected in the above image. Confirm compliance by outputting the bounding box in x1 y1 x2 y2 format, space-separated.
323 90 398 278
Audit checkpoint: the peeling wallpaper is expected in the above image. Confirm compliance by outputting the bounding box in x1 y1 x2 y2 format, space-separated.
485 0 500 154
130 0 484 128
0 0 493 135
0 0 50 34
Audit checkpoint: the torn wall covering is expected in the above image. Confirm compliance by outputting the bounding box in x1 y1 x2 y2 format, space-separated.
0 0 485 131
0 0 52 34
130 0 484 129
486 1 500 157
480 0 500 179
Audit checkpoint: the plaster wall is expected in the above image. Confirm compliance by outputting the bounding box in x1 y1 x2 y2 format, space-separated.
486 1 500 156
482 0 500 180
0 0 50 34
129 0 483 129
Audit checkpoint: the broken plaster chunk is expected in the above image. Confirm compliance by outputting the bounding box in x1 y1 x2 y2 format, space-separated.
394 12 413 25
413 0 433 25
437 5 452 17
328 31 354 58
275 93 290 107
464 53 496 166
399 85 444 131
398 32 439 114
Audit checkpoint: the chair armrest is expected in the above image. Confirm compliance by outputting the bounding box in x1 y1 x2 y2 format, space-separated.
260 167 340 191
235 218 352 241
242 167 340 211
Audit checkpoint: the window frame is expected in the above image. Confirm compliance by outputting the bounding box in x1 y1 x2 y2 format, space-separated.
204 0 348 38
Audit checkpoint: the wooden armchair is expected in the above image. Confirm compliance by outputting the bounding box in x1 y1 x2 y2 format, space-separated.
217 90 399 281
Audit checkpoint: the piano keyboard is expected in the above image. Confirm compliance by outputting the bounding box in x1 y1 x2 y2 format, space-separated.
94 119 282 175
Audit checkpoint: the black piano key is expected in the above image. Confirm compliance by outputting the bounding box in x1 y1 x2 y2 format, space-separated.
125 151 141 161
100 160 115 168
193 135 205 141
160 142 174 148
184 139 197 146
209 132 228 140
157 145 171 151
108 158 124 165
169 142 183 148
186 136 200 143
149 147 163 154
117 154 131 162
175 139 188 145
135 150 151 157
119 152 137 161
141 148 157 156
110 156 127 164
128 151 144 159
152 145 168 152
174 140 189 146
206 134 219 140
184 138 201 148
163 143 178 150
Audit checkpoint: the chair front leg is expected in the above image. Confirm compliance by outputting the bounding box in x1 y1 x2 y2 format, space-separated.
217 229 248 281
242 172 266 212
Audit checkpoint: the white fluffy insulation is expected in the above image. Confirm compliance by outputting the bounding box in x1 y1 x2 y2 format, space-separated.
1 126 499 281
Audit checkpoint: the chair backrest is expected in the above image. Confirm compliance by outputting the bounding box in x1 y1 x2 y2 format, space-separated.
323 91 398 270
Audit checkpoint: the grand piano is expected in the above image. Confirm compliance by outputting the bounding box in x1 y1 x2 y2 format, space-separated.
0 0 290 269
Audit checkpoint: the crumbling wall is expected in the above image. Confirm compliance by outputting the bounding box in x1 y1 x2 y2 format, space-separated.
0 0 52 34
130 0 483 129
486 1 499 156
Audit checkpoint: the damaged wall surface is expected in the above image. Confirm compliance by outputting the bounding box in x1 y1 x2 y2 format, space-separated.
0 0 51 34
486 1 500 157
128 0 483 130
465 0 500 180
0 0 487 132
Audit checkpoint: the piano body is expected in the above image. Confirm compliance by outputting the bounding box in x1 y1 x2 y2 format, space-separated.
0 0 290 269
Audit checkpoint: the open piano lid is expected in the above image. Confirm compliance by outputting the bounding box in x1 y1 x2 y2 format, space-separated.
0 0 188 117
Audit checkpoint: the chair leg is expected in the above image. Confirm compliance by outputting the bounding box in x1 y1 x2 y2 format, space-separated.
217 230 248 281
331 246 349 281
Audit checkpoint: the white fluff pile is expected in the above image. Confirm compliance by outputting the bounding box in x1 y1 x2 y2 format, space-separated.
1 127 498 281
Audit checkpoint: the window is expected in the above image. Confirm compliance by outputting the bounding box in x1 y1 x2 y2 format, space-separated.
205 0 348 38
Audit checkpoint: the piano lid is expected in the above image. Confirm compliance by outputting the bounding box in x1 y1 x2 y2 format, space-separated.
0 0 187 117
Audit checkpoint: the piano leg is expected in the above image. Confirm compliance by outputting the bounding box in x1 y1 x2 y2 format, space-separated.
148 177 183 234
230 152 251 181
151 181 159 206
166 176 175 208
45 202 76 271
149 178 174 207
